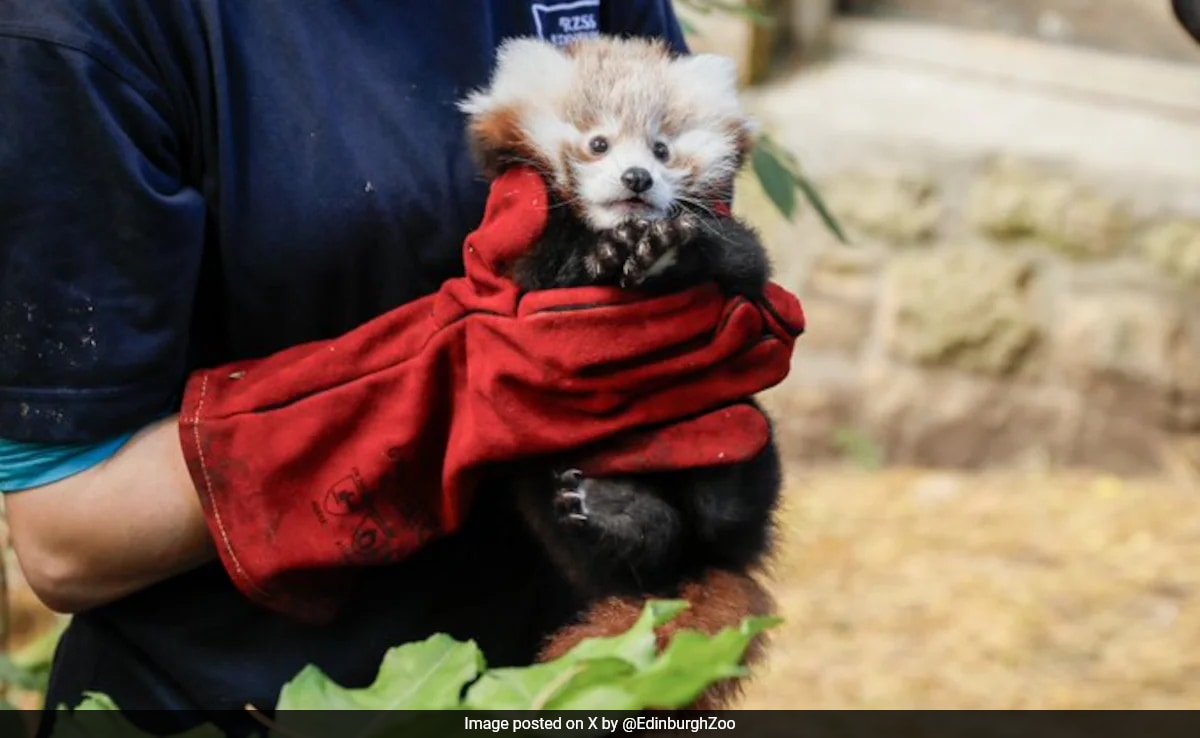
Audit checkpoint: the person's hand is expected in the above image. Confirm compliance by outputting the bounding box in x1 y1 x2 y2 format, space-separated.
178 167 804 623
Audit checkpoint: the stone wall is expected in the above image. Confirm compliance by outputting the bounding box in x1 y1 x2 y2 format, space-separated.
839 0 1200 64
737 157 1200 474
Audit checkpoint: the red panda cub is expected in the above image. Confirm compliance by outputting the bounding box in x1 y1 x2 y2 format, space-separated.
458 36 783 709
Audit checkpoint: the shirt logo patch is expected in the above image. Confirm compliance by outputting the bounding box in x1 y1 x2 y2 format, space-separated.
531 0 600 46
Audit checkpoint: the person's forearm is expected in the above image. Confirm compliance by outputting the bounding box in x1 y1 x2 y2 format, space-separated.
5 415 216 613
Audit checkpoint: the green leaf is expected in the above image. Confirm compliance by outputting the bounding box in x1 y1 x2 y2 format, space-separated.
554 599 688 669
465 601 776 713
794 169 849 244
278 633 484 710
463 602 688 711
0 653 48 692
0 617 69 694
464 657 633 711
47 601 782 729
51 693 226 738
65 693 119 711
752 134 849 243
620 615 781 708
752 142 797 220
270 635 485 738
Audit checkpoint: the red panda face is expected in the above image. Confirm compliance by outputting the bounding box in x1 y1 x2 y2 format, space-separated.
567 123 681 229
460 36 757 231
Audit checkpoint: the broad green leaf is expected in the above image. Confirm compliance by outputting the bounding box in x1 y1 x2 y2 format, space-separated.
553 599 688 669
752 142 797 220
277 633 484 710
620 615 781 708
463 600 772 712
271 635 485 738
47 601 783 727
69 693 120 711
52 693 225 738
464 657 631 710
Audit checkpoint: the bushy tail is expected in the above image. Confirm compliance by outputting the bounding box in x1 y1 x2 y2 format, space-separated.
536 569 775 710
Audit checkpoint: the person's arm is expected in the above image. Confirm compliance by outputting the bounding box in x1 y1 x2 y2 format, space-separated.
0 26 210 611
5 417 215 613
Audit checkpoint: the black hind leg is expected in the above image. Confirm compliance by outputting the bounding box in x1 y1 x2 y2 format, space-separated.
552 469 685 589
678 438 783 573
516 467 687 594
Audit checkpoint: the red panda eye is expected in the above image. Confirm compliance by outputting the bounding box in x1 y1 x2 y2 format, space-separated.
589 136 609 154
652 141 670 161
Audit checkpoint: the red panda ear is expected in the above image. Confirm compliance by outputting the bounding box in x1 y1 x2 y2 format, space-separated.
466 105 532 179
669 53 741 109
668 52 757 170
731 116 761 169
459 38 575 179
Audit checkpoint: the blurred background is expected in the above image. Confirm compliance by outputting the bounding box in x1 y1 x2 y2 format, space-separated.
681 0 1200 709
2 0 1199 713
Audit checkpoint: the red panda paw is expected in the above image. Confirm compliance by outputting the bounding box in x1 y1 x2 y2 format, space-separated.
536 569 776 710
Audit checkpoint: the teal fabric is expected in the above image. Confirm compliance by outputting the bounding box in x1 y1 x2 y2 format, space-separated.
0 432 134 492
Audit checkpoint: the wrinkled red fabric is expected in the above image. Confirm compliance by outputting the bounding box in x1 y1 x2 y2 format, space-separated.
178 166 804 623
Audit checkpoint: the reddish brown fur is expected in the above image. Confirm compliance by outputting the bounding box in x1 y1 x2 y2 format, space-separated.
464 39 775 711
537 570 776 710
725 120 756 172
467 104 542 178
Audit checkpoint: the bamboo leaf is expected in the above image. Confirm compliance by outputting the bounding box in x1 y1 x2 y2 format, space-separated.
795 169 849 244
752 141 797 220
753 135 849 243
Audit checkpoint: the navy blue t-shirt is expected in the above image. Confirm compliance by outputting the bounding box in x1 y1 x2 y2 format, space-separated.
0 0 687 722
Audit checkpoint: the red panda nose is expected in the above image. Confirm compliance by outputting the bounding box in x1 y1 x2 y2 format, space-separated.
621 167 653 194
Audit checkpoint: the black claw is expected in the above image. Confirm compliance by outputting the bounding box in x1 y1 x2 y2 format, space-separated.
553 490 582 513
613 221 641 245
553 469 590 525
596 240 619 263
584 255 602 278
678 214 700 242
635 236 656 263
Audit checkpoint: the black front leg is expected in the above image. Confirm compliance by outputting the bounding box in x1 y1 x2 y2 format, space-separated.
691 213 772 298
511 210 651 290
